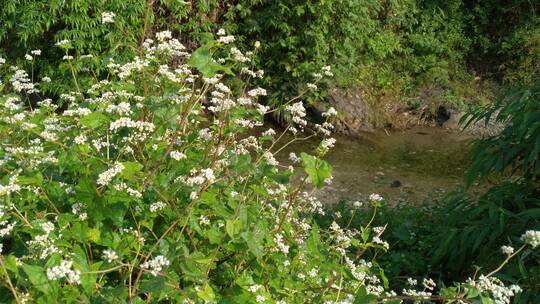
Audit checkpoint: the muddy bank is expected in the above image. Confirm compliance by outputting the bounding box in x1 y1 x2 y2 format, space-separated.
312 88 503 137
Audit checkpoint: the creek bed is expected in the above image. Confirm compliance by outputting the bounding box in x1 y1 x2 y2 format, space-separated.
277 127 475 204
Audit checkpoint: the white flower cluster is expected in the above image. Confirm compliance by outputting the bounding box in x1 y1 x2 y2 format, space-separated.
286 102 307 127
500 245 514 256
140 255 170 276
150 201 166 212
369 193 383 202
101 11 116 24
521 230 540 248
469 275 521 304
0 174 21 196
97 162 125 186
102 249 119 263
46 260 81 284
9 69 37 93
186 168 216 186
273 233 290 254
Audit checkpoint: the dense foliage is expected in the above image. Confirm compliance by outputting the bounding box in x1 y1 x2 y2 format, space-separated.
0 26 537 303
1 0 538 122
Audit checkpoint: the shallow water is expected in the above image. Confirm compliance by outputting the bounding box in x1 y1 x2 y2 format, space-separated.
277 127 474 204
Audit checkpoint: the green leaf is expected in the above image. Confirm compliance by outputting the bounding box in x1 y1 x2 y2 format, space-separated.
188 45 233 77
300 153 332 188
197 284 215 302
80 112 108 129
353 286 377 304
242 226 265 259
226 219 243 238
140 276 166 293
23 265 53 295
18 173 43 186
120 161 143 180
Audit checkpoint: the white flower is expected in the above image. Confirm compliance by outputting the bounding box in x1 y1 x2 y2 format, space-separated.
55 39 71 48
74 134 87 144
156 30 172 41
369 193 383 202
306 83 317 90
31 49 42 56
101 11 116 24
501 245 514 256
46 260 81 284
102 249 119 262
199 215 210 226
289 152 301 163
25 54 33 61
97 162 124 186
521 230 540 248
170 150 186 161
218 35 235 44
42 76 51 82
255 295 265 303
140 255 170 276
150 201 166 212
322 107 337 117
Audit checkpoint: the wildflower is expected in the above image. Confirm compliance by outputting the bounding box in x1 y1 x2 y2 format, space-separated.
256 295 265 303
101 11 116 24
25 54 33 61
97 162 124 186
289 152 301 163
501 245 514 255
217 28 226 36
55 39 71 48
31 49 41 56
150 201 166 212
0 221 15 237
369 193 383 202
320 138 336 150
156 30 172 41
42 76 51 82
218 35 235 44
322 107 337 117
46 260 81 284
170 150 186 161
102 249 119 262
199 215 210 226
247 88 267 97
423 278 436 290
74 134 87 144
140 255 170 276
307 83 317 90
521 230 540 248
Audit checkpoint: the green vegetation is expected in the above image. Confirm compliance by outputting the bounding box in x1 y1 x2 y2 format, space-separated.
0 1 539 303
319 81 540 302
1 0 538 122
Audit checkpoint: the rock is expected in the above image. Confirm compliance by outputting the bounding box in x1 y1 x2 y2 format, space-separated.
325 88 374 135
390 180 402 188
442 108 504 137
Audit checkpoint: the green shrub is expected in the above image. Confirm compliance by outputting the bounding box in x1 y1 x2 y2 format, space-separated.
0 27 534 303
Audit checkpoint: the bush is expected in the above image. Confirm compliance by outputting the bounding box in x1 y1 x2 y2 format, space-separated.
0 27 534 303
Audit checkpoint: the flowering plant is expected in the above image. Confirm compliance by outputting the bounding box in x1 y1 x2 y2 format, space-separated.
0 30 537 303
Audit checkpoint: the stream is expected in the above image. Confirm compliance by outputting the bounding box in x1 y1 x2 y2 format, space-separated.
279 127 475 204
